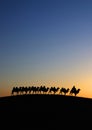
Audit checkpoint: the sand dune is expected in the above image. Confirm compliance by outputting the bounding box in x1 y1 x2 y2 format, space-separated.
0 94 92 129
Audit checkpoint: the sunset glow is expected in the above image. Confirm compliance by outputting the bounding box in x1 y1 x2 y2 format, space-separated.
0 0 92 98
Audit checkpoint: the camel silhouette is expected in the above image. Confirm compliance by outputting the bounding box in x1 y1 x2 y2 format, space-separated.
59 88 69 95
49 87 59 94
11 87 19 95
11 85 81 96
70 86 80 96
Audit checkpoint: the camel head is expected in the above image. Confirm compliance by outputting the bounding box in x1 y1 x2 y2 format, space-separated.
78 89 81 92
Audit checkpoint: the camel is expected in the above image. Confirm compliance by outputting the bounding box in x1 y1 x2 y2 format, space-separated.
70 86 80 96
74 89 80 96
11 85 81 96
11 87 19 95
59 88 69 95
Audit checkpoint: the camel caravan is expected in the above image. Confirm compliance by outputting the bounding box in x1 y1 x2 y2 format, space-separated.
11 85 80 96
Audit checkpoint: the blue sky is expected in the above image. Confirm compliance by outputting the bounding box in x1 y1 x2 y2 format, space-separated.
0 0 92 97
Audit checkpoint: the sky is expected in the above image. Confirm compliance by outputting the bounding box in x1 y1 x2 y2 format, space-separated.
0 0 92 98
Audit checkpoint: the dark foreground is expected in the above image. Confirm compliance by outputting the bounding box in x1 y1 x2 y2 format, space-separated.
0 94 92 129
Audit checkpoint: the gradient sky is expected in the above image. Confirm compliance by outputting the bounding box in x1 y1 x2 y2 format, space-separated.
0 0 92 98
